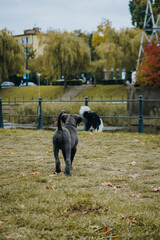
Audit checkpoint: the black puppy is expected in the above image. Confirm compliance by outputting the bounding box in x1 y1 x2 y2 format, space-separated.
52 111 82 176
80 106 103 132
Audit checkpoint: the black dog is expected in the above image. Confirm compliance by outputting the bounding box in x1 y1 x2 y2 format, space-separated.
80 106 103 132
52 111 82 176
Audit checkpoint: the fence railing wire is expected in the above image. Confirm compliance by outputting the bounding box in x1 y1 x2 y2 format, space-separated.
0 96 160 133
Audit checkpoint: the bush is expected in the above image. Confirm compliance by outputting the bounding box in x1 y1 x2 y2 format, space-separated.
14 101 129 127
52 80 82 86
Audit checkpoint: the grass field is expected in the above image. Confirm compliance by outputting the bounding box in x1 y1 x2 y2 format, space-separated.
75 85 127 100
0 86 72 101
0 129 160 239
0 85 127 101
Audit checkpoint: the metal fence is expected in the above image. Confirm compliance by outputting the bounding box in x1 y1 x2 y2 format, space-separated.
0 96 160 133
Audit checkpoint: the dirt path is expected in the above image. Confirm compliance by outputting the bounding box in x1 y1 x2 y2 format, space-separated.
60 85 91 100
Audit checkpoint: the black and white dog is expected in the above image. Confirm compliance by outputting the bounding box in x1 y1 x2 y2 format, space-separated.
80 106 103 132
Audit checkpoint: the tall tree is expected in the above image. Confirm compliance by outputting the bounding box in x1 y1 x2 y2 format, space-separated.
42 31 91 87
136 39 160 87
92 19 142 80
0 29 25 83
129 0 159 29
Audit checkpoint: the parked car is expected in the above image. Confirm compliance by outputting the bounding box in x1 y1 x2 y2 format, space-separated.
19 82 37 87
1 81 15 87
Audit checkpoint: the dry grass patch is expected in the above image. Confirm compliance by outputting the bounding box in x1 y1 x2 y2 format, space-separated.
0 129 160 239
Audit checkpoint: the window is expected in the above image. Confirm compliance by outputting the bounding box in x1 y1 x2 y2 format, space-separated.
22 37 30 44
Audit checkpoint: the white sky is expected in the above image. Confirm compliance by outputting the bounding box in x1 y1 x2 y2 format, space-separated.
0 0 132 35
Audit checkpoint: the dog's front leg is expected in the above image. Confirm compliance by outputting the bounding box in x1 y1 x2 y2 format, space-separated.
53 146 61 173
63 148 71 176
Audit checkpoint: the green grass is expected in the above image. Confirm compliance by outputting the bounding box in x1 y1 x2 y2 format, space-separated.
75 85 127 100
0 129 160 239
0 86 72 101
0 85 127 101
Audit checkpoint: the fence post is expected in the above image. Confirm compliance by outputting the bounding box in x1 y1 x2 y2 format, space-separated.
85 96 88 106
38 97 43 130
138 95 144 134
0 98 4 128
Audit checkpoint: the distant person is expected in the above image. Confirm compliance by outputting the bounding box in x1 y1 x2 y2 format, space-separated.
131 71 136 84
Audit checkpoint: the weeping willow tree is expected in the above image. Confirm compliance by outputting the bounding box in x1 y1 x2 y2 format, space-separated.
42 31 91 87
0 29 25 83
92 19 142 80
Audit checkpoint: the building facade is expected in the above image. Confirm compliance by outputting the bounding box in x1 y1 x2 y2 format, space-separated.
14 27 43 57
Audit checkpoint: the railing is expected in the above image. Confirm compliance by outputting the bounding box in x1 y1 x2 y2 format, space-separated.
0 96 160 133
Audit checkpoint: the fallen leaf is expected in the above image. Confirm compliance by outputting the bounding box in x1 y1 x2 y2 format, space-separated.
120 215 136 224
128 174 139 178
32 171 40 175
102 182 122 191
107 182 114 187
17 172 27 178
0 185 3 188
46 186 55 189
103 226 110 234
49 174 57 177
152 187 160 192
124 230 131 235
107 235 120 239
0 221 3 226
50 172 62 176
8 151 13 155
46 151 52 155
127 161 136 166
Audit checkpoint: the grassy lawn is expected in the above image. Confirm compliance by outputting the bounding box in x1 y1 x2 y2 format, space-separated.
0 85 127 101
0 129 160 239
75 85 127 100
0 86 72 101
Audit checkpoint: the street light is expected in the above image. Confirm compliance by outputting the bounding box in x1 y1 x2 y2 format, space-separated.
36 72 43 130
37 72 41 98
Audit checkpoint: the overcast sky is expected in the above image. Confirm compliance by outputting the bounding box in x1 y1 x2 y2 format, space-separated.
0 0 132 35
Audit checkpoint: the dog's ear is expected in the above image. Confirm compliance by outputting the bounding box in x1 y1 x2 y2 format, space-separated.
61 113 68 123
74 114 83 124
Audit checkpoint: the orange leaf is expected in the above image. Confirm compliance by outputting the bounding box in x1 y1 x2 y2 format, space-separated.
107 182 114 187
8 151 13 155
32 171 40 175
109 235 120 239
17 172 27 178
103 226 110 233
120 215 136 224
0 221 3 226
46 186 54 189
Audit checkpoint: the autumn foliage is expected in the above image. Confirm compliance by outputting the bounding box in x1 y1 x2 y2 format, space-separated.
137 39 160 87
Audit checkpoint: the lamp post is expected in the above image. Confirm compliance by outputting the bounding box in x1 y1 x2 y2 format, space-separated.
37 72 43 130
37 72 41 98
25 45 29 86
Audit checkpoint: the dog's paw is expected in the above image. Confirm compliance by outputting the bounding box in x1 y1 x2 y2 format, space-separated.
64 166 71 176
55 169 61 173
64 172 71 176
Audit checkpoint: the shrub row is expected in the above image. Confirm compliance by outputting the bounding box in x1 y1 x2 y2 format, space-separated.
52 80 82 86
